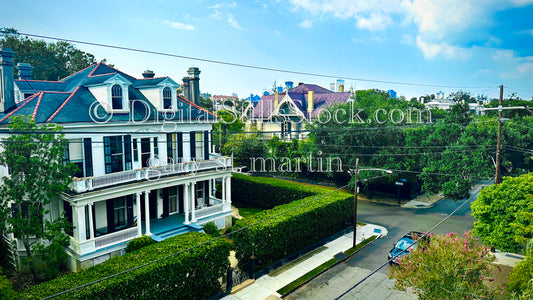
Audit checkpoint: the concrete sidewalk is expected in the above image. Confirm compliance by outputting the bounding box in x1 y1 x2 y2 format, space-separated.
223 224 388 300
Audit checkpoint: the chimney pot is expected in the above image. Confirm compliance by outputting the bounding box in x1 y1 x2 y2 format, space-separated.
142 70 155 79
16 63 33 80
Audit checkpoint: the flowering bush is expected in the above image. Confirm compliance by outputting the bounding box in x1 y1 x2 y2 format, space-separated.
389 231 501 299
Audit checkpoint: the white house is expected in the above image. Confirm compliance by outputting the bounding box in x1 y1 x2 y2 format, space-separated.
0 48 234 271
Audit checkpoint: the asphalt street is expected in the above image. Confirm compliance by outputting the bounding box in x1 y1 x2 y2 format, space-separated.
286 195 477 300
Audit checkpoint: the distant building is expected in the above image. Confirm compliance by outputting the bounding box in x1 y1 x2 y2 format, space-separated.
245 93 261 103
242 83 351 140
388 90 397 99
212 95 239 112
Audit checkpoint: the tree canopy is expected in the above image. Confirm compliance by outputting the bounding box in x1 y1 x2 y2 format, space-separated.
0 27 100 81
471 172 533 253
0 116 75 280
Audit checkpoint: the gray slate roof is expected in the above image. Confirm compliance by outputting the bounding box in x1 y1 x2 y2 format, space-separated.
3 63 214 125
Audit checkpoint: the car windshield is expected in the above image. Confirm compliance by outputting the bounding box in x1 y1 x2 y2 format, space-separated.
396 239 414 251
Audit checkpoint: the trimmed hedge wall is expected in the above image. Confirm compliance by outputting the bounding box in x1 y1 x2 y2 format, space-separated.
231 175 353 269
23 232 230 299
231 173 315 209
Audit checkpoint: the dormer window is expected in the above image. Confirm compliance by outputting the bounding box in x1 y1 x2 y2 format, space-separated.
111 84 123 110
163 87 172 109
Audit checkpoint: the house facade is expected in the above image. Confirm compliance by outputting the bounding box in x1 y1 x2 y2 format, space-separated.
243 83 352 140
0 48 233 271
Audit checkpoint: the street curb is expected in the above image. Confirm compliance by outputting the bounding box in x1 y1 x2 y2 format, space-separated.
279 236 380 298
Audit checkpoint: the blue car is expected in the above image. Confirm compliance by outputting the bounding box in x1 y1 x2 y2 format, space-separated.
388 231 429 266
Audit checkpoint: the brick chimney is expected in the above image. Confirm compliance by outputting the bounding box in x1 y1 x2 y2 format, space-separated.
16 63 33 80
0 48 16 113
187 67 201 106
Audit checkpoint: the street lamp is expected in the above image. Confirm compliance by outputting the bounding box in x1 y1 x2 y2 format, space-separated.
351 158 393 248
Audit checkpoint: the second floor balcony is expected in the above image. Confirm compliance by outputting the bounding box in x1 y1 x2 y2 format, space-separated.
69 155 233 193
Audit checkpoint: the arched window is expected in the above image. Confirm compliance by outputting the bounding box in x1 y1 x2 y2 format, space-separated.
163 87 172 109
111 84 123 110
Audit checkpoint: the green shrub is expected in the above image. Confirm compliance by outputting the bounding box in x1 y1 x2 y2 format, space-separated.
0 268 15 300
231 173 315 209
23 232 230 299
508 257 533 295
203 222 221 237
125 235 156 253
231 175 353 269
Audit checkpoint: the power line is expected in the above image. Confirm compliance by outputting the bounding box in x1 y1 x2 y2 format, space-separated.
335 185 486 299
17 32 492 89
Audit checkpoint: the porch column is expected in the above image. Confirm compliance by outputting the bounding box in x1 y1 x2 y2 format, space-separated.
88 203 95 240
191 182 197 222
144 190 151 236
226 176 232 204
210 179 214 205
74 204 86 242
222 177 226 203
136 193 142 237
184 183 190 224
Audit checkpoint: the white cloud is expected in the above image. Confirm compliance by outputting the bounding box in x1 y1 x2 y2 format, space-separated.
164 20 194 31
210 9 223 19
517 62 533 75
209 1 237 9
400 34 413 45
299 20 313 28
416 35 470 60
356 11 392 31
227 14 242 30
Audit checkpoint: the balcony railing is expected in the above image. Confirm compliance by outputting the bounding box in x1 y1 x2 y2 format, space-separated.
94 227 138 249
70 156 233 193
195 201 232 219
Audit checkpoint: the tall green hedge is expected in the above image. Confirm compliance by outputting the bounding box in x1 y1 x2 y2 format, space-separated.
23 232 230 299
231 175 353 269
232 173 315 209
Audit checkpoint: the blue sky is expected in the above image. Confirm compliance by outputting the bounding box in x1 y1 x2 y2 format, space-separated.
1 0 533 100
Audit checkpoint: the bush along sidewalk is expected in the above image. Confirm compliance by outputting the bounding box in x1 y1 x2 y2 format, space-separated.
23 232 230 299
231 174 353 271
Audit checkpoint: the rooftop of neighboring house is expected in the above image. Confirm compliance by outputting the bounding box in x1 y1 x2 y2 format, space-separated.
0 61 214 125
250 83 351 119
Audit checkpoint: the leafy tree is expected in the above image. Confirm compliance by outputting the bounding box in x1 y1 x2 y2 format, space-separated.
449 90 476 103
471 172 533 253
0 116 75 280
199 96 213 112
213 110 244 152
0 268 15 300
507 238 533 298
222 133 265 168
0 27 98 81
389 231 500 299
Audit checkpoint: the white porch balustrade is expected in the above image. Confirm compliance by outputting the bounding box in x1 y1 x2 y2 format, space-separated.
69 157 233 193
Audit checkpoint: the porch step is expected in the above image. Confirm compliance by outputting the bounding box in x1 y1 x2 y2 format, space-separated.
152 224 205 242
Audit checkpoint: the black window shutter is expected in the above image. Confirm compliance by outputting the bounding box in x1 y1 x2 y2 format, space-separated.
166 133 173 162
124 135 132 171
63 201 73 236
178 185 184 213
203 131 209 160
104 137 112 174
83 138 93 177
126 195 134 227
177 132 183 161
162 187 169 218
190 131 196 160
106 199 115 233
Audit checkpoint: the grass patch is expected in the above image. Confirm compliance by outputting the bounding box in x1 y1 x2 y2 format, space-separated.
276 258 339 296
343 235 377 256
269 246 328 277
237 207 265 218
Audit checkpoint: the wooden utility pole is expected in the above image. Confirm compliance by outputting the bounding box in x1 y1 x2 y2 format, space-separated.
495 85 503 184
353 158 359 249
